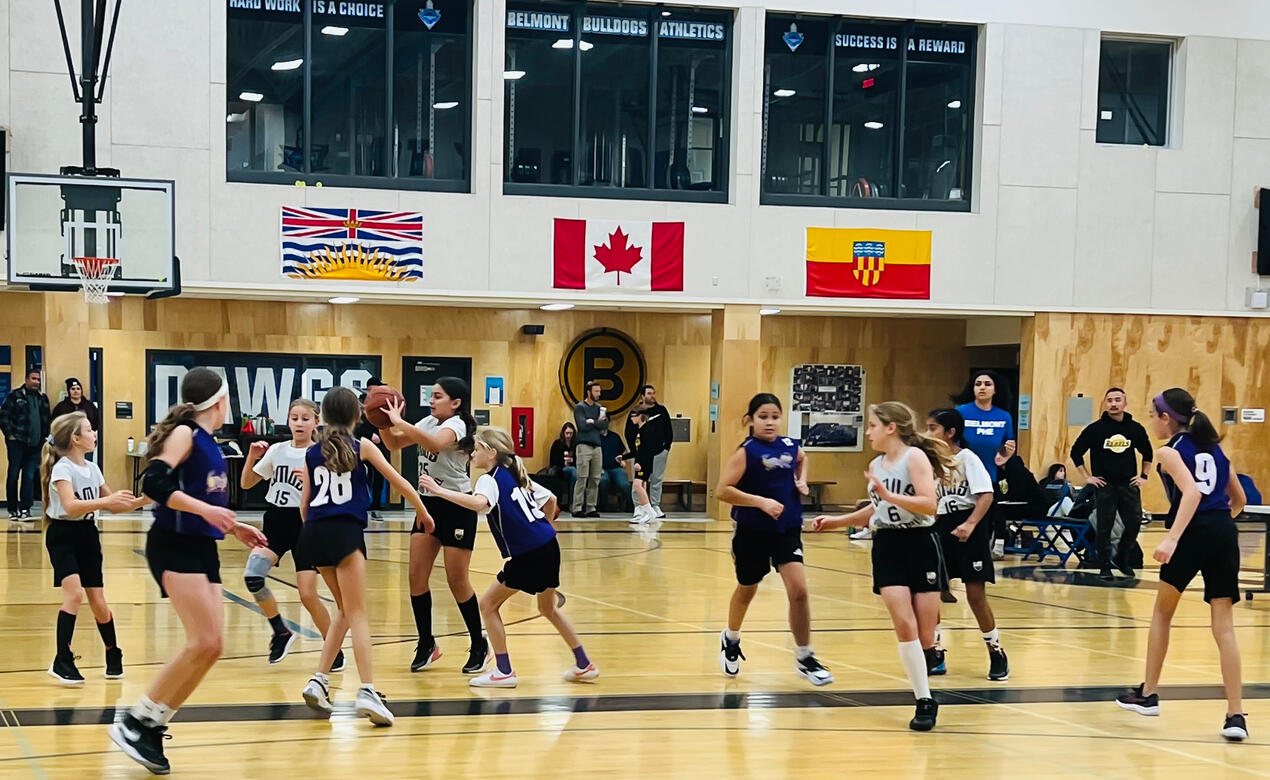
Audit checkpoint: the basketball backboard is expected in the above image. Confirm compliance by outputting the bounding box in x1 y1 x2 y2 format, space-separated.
5 173 178 296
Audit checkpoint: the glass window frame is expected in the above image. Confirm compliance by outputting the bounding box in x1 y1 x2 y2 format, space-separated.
760 15 977 213
502 1 733 204
1095 36 1173 148
226 0 474 193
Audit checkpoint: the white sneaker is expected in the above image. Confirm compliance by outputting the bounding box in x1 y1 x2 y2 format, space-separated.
849 527 873 540
563 663 600 682
354 686 394 726
992 539 1006 560
302 675 333 716
628 505 654 525
654 507 666 519
796 654 834 686
718 630 745 677
470 669 518 688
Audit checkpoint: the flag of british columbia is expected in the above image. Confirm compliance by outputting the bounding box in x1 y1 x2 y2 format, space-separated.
280 206 424 282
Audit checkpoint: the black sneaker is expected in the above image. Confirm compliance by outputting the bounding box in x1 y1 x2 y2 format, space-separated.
718 630 745 677
6 511 17 521
331 650 346 673
411 641 441 672
909 697 938 731
987 645 1009 681
105 647 124 679
18 509 31 519
924 647 946 676
1222 713 1249 742
1099 567 1115 581
795 654 834 686
585 510 600 518
268 631 297 664
109 712 171 774
462 637 491 674
1115 683 1160 716
48 654 85 685
1112 557 1135 578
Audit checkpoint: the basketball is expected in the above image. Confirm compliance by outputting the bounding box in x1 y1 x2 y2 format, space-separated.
363 384 405 429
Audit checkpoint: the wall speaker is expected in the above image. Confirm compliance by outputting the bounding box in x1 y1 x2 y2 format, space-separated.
521 324 545 335
1259 187 1270 275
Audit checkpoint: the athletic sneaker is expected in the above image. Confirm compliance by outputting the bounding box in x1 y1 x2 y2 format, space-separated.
268 631 298 664
48 654 85 685
1099 567 1115 581
991 538 1005 560
987 645 1009 681
462 637 491 674
109 713 170 774
924 647 946 676
1222 713 1249 742
6 511 17 521
411 641 442 672
105 647 124 679
470 670 518 688
718 630 745 678
796 655 834 686
653 507 666 519
909 698 938 731
629 505 655 525
1113 556 1135 578
1115 683 1160 716
331 650 346 673
18 509 30 520
354 686 394 726
850 527 873 540
370 510 383 521
585 510 600 518
302 676 334 715
563 663 600 682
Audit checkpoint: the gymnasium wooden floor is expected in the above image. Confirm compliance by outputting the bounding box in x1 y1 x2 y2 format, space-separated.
2 513 1269 778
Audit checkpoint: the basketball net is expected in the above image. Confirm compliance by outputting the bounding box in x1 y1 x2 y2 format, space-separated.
71 256 120 304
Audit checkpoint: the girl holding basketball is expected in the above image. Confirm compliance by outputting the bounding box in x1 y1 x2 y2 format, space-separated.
420 427 596 688
715 394 833 688
110 368 269 774
299 387 434 726
380 379 488 675
814 402 954 731
240 398 341 669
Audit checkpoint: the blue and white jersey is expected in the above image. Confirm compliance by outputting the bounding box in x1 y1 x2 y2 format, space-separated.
473 466 556 558
152 424 229 539
305 437 371 526
731 436 803 532
1161 432 1231 517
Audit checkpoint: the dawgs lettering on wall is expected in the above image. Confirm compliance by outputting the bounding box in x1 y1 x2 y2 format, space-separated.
146 350 381 428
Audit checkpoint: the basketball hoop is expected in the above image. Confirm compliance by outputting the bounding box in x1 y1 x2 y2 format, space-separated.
72 256 120 303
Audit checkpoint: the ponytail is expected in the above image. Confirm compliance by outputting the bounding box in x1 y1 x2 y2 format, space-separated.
39 441 59 519
146 403 199 459
1157 387 1221 451
473 427 531 490
1189 410 1221 451
436 376 477 453
871 401 957 483
319 386 361 474
147 367 228 459
41 412 89 519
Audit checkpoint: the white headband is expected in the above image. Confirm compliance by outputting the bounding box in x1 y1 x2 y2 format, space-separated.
192 378 229 411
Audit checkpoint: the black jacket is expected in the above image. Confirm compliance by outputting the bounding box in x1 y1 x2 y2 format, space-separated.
1070 412 1153 485
626 403 673 454
52 397 100 431
0 386 51 446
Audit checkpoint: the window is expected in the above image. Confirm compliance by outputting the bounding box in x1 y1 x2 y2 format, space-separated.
503 3 731 200
1097 39 1171 147
761 15 977 210
226 0 472 190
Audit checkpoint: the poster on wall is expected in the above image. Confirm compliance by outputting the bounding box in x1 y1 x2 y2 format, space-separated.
789 363 865 452
146 350 381 429
280 206 423 282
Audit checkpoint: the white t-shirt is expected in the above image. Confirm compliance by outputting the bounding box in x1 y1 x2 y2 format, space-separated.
937 449 994 515
472 475 554 518
252 442 308 508
47 457 106 521
414 415 470 494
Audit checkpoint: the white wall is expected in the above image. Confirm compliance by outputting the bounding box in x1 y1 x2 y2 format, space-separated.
3 0 1269 316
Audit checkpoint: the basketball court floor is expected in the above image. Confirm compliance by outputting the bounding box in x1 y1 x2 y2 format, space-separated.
1 515 1268 778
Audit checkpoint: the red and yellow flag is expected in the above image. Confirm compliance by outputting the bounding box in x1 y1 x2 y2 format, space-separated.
805 228 932 300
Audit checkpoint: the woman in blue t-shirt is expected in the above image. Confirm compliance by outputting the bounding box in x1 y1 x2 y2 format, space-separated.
950 371 1016 559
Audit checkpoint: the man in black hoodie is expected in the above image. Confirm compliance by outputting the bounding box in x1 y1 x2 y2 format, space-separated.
628 385 673 518
1070 388 1153 580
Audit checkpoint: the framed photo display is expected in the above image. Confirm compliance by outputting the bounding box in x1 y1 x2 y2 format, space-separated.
789 364 866 452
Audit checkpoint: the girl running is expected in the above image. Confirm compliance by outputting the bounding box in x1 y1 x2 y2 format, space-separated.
380 379 487 674
299 387 433 726
420 427 596 688
926 408 1009 681
624 407 657 525
42 411 143 685
716 393 833 687
1115 388 1248 741
240 398 340 669
814 402 954 731
110 368 268 774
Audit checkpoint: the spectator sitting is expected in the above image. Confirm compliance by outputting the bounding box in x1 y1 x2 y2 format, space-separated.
549 422 578 509
1039 463 1070 490
598 428 633 513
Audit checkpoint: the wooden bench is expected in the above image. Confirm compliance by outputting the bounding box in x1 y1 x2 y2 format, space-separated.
662 479 706 512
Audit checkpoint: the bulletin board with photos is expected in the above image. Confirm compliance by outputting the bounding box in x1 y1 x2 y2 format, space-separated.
789 364 866 452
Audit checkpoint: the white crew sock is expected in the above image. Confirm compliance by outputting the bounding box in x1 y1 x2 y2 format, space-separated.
982 627 1000 646
898 639 931 700
724 628 740 643
132 695 173 727
795 645 813 661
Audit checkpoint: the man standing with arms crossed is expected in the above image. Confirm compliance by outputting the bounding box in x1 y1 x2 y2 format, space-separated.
1 367 51 520
1070 387 1153 581
572 380 608 518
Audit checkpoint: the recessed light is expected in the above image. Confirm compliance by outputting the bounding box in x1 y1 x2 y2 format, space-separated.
239 91 263 102
864 121 884 130
504 70 526 80
552 39 592 51
773 88 796 98
271 58 303 71
759 307 781 316
321 25 349 36
661 9 671 15
540 303 575 311
433 101 459 110
947 99 962 109
328 296 359 304
852 63 880 73
691 105 708 114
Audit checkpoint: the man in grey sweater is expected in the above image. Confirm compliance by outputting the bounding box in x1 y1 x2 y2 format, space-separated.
572 380 608 517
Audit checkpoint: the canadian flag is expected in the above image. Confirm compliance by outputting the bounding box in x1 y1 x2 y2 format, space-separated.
553 218 684 291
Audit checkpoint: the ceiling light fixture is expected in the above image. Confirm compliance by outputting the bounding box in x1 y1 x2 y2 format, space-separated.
504 70 526 80
540 303 575 311
759 307 781 315
328 296 359 304
773 88 796 98
238 91 263 102
947 99 962 109
433 101 459 109
691 105 708 114
852 63 880 73
321 25 349 36
864 121 884 129
271 58 303 71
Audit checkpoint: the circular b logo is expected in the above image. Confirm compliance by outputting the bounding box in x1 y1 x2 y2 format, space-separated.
559 328 646 414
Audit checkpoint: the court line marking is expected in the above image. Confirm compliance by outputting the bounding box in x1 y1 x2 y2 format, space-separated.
0 698 48 779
